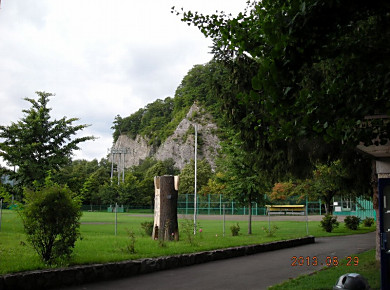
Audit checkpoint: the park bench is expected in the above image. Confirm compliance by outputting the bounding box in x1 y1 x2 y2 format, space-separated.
266 205 305 215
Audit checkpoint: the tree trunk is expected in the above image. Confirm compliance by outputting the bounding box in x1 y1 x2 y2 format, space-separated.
371 160 380 261
324 193 334 215
248 201 252 235
324 200 331 215
153 176 179 241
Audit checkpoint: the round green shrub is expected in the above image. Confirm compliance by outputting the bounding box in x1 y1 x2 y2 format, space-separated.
20 183 81 264
230 223 240 236
363 217 375 227
344 216 361 230
320 214 339 233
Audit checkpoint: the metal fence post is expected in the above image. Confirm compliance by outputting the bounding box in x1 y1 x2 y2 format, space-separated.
220 194 222 215
185 194 188 215
319 200 322 215
208 194 211 215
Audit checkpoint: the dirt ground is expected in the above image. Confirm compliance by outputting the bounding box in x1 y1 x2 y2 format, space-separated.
129 213 347 222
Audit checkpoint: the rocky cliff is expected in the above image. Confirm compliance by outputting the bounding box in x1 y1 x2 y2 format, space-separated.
111 104 220 170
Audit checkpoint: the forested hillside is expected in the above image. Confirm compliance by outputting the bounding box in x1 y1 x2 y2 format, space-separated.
111 60 232 147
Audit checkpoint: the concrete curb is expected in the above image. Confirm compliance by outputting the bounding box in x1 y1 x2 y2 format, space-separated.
0 236 315 290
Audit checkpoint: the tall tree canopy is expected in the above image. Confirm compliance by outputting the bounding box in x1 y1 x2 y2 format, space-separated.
177 0 389 192
0 91 94 188
216 133 271 234
179 159 212 195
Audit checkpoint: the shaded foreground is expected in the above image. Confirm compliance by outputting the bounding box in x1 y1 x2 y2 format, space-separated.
0 237 314 290
58 232 375 290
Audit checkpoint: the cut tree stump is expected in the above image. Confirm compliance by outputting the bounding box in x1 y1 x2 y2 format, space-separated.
152 175 179 241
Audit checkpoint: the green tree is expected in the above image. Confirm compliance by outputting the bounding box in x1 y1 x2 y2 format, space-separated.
20 178 82 264
0 183 11 204
117 172 141 205
217 135 270 234
112 97 175 146
309 161 349 215
98 183 118 205
53 159 102 196
81 166 110 207
179 159 212 195
199 172 226 196
178 0 388 255
0 92 95 190
178 0 388 176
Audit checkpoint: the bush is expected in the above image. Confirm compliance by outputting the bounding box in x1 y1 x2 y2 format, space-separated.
180 218 197 245
262 224 279 237
344 216 361 230
140 221 154 236
320 214 339 233
123 228 136 254
363 217 375 227
20 182 81 264
230 223 240 236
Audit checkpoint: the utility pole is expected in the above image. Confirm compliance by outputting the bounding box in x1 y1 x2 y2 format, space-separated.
194 124 198 235
109 147 130 184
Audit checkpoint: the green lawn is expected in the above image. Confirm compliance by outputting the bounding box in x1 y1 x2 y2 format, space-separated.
268 249 380 290
0 210 376 276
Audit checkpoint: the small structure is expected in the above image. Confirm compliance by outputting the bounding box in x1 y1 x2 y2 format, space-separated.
355 115 390 289
266 204 308 235
333 197 376 220
266 205 305 215
152 175 179 241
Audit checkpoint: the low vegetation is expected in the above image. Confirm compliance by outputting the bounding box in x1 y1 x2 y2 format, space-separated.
320 214 339 233
344 216 361 230
20 180 81 264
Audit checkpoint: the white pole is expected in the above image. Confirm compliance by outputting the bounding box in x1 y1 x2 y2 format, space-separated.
115 202 118 236
110 149 114 184
194 124 197 235
122 151 125 183
117 153 120 185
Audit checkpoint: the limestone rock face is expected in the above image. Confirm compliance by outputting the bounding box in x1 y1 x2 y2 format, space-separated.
111 103 220 170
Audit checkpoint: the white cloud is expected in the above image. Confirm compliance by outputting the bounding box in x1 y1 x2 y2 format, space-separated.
0 0 247 165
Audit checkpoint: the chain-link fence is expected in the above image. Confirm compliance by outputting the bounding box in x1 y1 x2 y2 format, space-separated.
2 194 322 215
177 194 322 216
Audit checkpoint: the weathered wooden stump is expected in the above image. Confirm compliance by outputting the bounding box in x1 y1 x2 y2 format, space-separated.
152 175 179 241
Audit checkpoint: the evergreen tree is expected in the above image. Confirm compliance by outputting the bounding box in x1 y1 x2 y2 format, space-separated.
0 92 94 189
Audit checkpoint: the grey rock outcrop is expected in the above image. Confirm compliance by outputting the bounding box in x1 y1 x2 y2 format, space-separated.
111 103 220 170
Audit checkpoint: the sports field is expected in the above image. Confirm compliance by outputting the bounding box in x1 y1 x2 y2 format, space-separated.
0 210 376 275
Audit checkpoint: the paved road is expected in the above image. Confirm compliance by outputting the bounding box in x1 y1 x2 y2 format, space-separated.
59 232 375 290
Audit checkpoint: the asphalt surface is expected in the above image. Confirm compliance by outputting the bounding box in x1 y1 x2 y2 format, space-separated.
58 232 375 290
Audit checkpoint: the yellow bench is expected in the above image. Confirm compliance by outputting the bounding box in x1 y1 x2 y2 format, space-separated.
266 205 305 215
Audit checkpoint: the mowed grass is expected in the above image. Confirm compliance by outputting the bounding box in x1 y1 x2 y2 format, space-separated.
0 210 375 275
268 249 380 290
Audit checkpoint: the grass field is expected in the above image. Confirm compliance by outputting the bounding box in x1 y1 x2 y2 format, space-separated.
0 210 376 277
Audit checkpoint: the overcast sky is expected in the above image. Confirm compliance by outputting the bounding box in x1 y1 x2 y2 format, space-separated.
0 0 247 165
